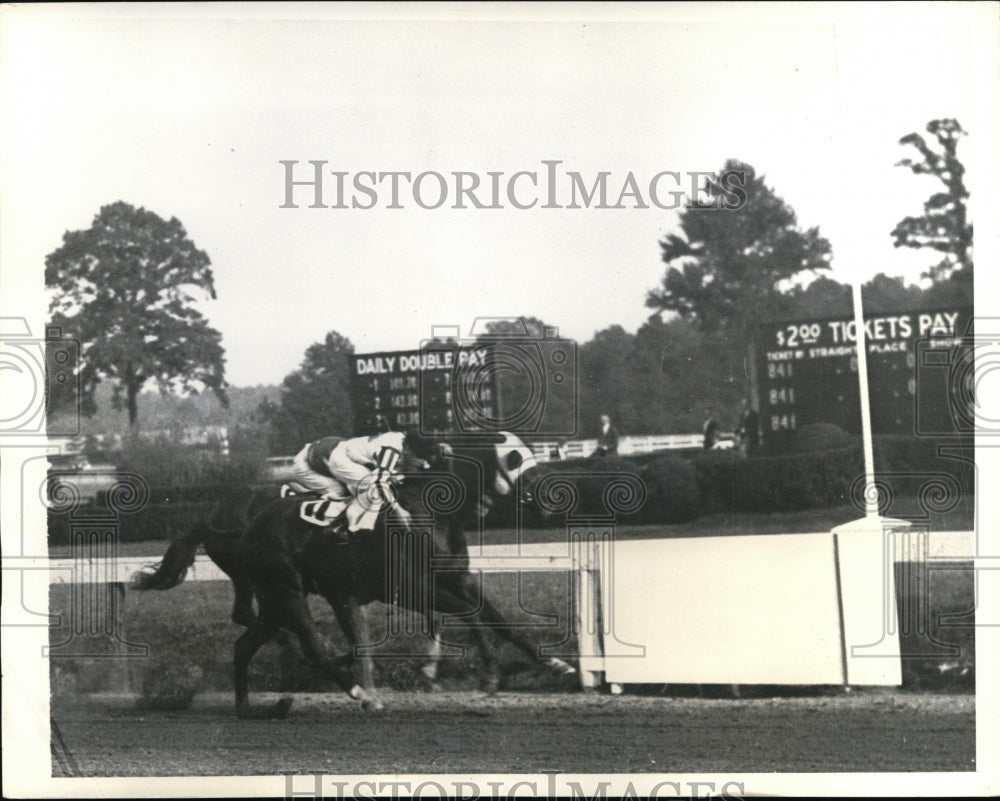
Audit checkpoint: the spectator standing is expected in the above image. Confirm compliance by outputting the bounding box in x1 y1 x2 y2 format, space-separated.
738 399 760 455
594 414 619 457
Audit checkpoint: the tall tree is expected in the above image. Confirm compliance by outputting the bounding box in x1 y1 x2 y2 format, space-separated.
629 316 744 435
646 159 832 406
891 119 972 284
45 201 227 428
577 325 638 436
475 317 577 440
778 273 929 320
261 331 355 454
646 159 833 336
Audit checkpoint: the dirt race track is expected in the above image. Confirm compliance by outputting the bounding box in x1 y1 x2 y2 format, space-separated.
50 689 975 778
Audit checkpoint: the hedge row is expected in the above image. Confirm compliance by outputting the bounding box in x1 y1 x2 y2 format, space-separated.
690 437 972 517
47 432 975 544
501 431 974 526
47 483 281 546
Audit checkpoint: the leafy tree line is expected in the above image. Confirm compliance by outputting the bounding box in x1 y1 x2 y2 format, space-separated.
48 119 971 456
48 383 280 439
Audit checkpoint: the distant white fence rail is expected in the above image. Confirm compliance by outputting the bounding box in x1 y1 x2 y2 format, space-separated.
528 433 733 461
260 434 728 481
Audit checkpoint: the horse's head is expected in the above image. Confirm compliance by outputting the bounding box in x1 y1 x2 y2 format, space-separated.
415 432 540 523
488 431 541 505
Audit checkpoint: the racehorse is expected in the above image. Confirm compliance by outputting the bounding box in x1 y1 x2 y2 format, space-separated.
134 432 576 718
232 431 577 718
132 482 263 629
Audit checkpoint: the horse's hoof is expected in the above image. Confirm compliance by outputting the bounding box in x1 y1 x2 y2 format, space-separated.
362 695 386 713
546 658 577 676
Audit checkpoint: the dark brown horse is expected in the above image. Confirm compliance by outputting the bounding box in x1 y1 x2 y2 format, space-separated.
134 432 576 718
132 482 262 629
232 432 577 718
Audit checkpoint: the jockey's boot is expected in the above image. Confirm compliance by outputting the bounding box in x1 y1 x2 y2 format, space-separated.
326 511 354 546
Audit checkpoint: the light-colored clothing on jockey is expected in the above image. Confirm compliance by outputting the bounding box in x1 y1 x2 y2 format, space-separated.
292 432 405 529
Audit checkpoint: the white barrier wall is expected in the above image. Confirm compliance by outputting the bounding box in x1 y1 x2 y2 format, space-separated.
43 529 969 687
600 526 904 687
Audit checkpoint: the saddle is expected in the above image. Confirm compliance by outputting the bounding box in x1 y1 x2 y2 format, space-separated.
280 485 354 545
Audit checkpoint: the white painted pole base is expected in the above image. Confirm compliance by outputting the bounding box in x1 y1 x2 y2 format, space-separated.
832 515 911 685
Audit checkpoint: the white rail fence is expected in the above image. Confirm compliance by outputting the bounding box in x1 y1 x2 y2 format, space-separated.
39 530 974 689
527 433 732 461
263 433 730 480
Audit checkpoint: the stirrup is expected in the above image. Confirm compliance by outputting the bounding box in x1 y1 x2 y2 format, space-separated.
326 517 356 546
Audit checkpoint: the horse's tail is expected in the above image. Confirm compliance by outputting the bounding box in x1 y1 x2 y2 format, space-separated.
131 524 210 591
131 484 255 591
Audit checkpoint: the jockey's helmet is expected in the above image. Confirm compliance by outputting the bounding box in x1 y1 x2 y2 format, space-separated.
403 431 440 463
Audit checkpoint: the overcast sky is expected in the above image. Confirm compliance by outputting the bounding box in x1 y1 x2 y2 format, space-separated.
2 3 997 388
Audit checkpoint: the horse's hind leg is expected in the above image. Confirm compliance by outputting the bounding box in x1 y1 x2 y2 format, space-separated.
234 606 291 720
280 596 382 713
204 541 257 629
230 575 258 628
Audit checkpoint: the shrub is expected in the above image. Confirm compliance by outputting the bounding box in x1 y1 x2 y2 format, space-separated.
790 423 858 453
642 455 701 523
117 429 267 491
689 427 975 517
818 446 865 508
724 447 864 513
526 456 649 525
692 449 744 513
728 452 789 511
873 435 974 490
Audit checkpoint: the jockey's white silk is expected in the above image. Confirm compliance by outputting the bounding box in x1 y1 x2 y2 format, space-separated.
340 431 405 466
346 498 381 532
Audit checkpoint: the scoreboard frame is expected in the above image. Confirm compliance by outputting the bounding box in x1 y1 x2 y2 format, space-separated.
347 344 499 436
756 305 974 448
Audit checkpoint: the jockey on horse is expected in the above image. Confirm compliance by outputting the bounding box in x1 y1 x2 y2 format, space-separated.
289 423 440 535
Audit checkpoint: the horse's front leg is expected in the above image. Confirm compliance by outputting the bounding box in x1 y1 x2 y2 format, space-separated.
449 570 576 681
430 580 501 694
330 597 384 712
475 591 576 679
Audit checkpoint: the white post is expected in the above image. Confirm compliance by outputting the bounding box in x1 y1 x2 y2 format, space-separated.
850 281 879 519
831 280 909 687
573 536 603 690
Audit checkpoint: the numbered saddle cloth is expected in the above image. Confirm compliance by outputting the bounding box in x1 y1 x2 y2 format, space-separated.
297 496 382 533
297 498 348 527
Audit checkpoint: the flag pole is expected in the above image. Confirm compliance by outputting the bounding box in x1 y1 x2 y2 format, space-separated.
851 280 879 519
